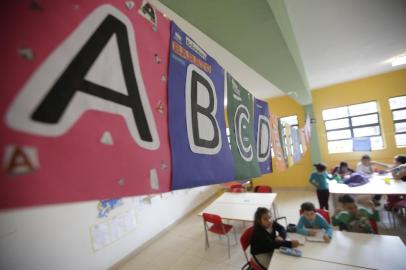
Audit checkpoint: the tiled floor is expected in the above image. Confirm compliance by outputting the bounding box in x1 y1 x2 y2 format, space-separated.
118 189 406 270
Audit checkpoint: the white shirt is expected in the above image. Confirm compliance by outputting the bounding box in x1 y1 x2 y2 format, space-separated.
356 162 373 174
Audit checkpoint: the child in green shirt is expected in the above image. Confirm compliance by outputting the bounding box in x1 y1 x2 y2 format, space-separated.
333 194 379 234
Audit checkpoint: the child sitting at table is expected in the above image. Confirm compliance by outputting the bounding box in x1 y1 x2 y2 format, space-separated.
385 154 406 210
391 154 406 181
333 194 379 234
297 202 332 242
356 155 389 175
309 163 334 210
251 207 299 270
356 155 390 206
332 161 354 179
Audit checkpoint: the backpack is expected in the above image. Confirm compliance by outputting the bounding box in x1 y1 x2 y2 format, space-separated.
344 173 369 187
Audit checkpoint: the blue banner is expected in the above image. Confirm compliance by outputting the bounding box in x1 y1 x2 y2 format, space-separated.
254 98 272 174
168 23 235 189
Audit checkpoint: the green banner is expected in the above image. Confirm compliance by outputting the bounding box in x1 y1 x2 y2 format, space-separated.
226 73 260 179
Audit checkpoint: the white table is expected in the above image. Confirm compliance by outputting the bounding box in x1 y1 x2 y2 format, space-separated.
199 192 277 221
329 173 406 196
215 192 277 206
284 231 406 270
269 252 370 270
329 173 406 216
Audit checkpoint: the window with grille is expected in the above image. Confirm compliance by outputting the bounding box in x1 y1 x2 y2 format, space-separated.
322 101 383 153
389 96 406 147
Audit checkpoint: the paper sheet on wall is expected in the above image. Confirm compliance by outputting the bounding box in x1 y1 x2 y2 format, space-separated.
109 215 125 241
109 209 137 241
90 222 111 251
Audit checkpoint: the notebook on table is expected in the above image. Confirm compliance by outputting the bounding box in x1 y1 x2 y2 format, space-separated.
306 229 325 242
287 233 305 245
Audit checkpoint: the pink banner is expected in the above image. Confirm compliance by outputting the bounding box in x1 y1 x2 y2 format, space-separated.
0 0 171 209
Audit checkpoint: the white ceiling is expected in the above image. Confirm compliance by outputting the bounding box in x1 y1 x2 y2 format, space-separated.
284 0 406 90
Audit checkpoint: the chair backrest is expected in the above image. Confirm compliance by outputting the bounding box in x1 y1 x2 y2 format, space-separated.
369 219 378 234
230 187 244 193
299 208 331 224
240 226 254 251
202 213 223 225
254 185 272 193
230 183 243 189
316 209 331 224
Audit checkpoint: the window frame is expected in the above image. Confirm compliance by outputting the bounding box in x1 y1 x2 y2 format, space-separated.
322 101 383 153
389 95 406 147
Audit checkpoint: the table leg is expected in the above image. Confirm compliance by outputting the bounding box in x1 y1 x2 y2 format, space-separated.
272 202 279 219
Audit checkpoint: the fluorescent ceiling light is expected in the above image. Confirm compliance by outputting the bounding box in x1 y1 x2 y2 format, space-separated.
392 55 406 67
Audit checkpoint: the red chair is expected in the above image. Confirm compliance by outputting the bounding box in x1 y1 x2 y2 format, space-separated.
299 208 331 224
369 219 379 234
392 198 406 230
230 183 245 193
254 185 272 193
240 226 263 270
202 213 236 258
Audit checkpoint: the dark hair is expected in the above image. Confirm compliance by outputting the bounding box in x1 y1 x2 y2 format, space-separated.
395 155 406 165
314 163 327 172
339 161 348 168
361 155 371 161
301 202 316 212
339 194 355 204
254 207 270 225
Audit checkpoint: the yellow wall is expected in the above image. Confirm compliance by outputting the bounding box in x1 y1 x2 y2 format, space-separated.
312 69 406 170
253 96 313 188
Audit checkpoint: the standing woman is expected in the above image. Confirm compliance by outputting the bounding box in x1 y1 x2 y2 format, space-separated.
250 207 299 269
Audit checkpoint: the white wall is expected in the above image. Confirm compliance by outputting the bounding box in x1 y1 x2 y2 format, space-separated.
0 185 218 270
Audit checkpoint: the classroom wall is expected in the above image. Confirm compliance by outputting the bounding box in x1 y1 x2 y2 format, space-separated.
253 96 313 188
312 68 406 170
0 186 218 270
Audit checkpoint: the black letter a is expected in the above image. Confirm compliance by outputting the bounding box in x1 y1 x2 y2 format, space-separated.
32 15 154 143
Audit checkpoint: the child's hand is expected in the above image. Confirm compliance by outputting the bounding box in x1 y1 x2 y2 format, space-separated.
308 229 317 236
275 236 283 242
323 235 331 243
291 240 299 248
366 200 375 209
